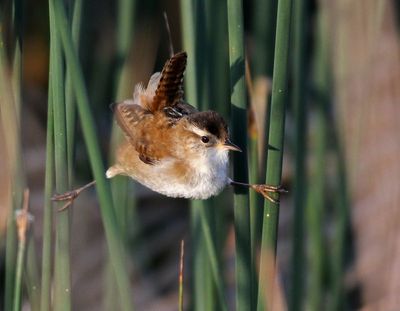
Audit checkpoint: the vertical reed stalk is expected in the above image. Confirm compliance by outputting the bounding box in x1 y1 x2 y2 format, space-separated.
251 0 278 176
49 0 72 309
252 0 278 78
106 1 137 308
181 1 227 310
51 0 134 309
40 80 54 311
249 1 278 303
227 0 252 310
65 0 82 183
110 0 137 244
257 0 292 309
181 3 210 307
289 0 308 309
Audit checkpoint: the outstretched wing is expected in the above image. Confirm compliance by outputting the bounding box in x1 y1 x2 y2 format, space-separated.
114 101 150 141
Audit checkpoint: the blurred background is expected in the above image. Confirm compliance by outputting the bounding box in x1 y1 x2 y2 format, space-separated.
0 0 399 310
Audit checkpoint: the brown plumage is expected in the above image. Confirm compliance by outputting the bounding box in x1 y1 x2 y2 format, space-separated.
103 51 285 201
152 51 187 112
112 51 199 166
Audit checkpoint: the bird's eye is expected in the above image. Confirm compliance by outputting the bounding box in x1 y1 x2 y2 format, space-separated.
201 136 209 143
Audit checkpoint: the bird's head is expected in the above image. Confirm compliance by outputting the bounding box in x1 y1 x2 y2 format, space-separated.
184 111 241 155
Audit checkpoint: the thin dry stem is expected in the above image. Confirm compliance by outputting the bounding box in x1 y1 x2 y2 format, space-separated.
15 188 32 243
178 239 185 311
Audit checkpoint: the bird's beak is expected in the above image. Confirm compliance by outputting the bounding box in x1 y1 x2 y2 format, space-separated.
223 139 242 152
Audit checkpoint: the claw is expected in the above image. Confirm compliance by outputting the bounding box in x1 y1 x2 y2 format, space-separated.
250 184 287 204
52 190 79 202
51 181 96 212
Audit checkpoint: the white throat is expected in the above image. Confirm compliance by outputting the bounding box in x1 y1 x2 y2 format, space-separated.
185 147 229 199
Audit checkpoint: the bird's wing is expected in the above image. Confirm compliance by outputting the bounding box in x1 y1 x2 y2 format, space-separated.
113 52 197 165
114 101 149 140
114 101 170 165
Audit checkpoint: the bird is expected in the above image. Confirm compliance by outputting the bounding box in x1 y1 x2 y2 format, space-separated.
52 51 286 209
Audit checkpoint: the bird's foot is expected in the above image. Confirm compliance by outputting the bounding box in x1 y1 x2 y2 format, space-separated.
250 184 288 204
52 180 96 212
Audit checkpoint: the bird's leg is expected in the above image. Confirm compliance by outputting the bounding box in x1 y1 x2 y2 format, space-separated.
52 180 96 212
230 180 287 204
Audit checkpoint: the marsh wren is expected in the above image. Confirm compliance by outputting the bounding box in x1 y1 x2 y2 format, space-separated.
53 52 285 207
106 51 285 201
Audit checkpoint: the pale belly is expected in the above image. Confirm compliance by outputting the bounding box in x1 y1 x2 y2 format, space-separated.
107 152 230 200
137 159 228 199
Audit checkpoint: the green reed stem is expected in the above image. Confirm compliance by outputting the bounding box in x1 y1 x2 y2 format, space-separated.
40 76 54 311
49 1 72 310
181 1 228 309
111 0 137 242
105 1 137 308
51 0 134 309
257 0 292 309
289 0 308 309
252 0 278 77
65 0 82 184
180 0 197 104
227 0 253 310
197 205 226 311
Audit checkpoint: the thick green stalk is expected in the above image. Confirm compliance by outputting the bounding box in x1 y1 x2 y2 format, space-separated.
49 0 71 309
65 0 82 183
180 0 197 104
249 1 278 274
257 0 292 309
192 203 216 311
289 0 308 309
40 76 54 311
198 205 227 311
227 0 252 310
181 1 228 310
106 1 137 308
116 0 135 64
248 129 261 305
111 0 137 242
181 3 213 308
51 0 134 309
252 0 278 77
